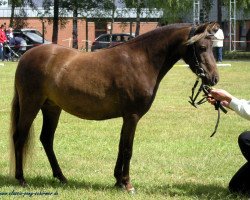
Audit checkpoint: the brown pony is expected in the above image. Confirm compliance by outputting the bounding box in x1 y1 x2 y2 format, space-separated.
10 22 219 193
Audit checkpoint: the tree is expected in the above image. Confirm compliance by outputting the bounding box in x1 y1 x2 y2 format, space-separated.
42 0 69 44
200 0 214 23
216 0 250 25
156 0 250 25
154 0 193 24
122 0 158 36
9 0 36 28
61 0 106 49
52 0 59 44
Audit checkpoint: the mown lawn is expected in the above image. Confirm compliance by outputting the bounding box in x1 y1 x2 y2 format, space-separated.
0 60 250 199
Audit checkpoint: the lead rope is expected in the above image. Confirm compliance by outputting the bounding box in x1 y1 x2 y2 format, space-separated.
189 79 227 137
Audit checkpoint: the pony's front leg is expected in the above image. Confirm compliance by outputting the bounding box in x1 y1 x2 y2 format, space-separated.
114 114 139 194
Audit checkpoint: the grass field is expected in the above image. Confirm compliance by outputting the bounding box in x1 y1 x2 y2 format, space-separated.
0 60 250 199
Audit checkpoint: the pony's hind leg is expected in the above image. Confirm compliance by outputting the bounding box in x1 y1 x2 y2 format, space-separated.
14 121 35 186
40 102 67 183
13 100 42 186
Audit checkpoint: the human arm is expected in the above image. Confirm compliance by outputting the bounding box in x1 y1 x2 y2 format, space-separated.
229 98 250 120
208 89 250 121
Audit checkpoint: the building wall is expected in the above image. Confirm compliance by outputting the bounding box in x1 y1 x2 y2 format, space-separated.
112 22 158 35
1 17 248 51
0 18 158 50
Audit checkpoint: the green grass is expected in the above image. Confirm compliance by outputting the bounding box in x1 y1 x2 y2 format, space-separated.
0 60 250 199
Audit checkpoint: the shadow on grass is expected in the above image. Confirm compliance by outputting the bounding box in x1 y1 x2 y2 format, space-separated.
143 182 247 199
0 174 115 191
0 175 247 199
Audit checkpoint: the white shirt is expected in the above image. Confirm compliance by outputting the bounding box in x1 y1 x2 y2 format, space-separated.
213 29 224 47
229 98 250 121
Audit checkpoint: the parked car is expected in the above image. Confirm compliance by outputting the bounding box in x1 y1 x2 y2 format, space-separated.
91 33 134 52
12 28 51 53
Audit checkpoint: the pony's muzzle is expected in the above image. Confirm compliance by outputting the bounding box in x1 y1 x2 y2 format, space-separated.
211 75 219 86
202 74 219 86
207 75 219 86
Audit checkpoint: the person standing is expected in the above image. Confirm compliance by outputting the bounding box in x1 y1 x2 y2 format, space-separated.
0 24 7 61
213 28 224 63
208 89 250 195
6 27 15 45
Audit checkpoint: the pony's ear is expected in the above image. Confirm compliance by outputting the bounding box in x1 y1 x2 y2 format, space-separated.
195 22 220 35
195 22 210 34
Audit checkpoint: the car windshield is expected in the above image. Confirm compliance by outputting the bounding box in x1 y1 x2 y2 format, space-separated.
24 32 47 43
23 30 43 37
97 35 110 42
97 34 132 42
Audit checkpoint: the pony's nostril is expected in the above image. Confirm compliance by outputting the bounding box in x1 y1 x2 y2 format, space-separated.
211 76 219 86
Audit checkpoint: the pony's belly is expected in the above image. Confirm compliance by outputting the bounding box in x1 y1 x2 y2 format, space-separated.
64 108 122 120
59 99 122 120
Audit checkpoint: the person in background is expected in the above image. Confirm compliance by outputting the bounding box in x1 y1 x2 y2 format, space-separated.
6 27 15 45
0 24 7 61
213 28 224 63
208 88 250 195
5 27 15 60
14 36 27 55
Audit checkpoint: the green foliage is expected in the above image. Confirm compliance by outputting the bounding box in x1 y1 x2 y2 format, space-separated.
0 60 250 199
8 0 37 28
222 0 250 13
60 0 100 11
224 51 250 59
11 8 29 29
155 0 193 23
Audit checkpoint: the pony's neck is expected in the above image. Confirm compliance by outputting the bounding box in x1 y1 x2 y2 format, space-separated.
129 25 190 81
150 27 189 80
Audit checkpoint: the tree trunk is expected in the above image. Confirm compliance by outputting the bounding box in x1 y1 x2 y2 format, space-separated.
72 7 78 49
246 29 250 51
85 18 89 51
217 0 222 25
110 0 115 43
10 3 15 27
52 0 59 44
135 0 141 37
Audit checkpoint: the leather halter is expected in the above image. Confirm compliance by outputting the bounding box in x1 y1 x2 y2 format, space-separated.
187 27 227 137
187 27 205 78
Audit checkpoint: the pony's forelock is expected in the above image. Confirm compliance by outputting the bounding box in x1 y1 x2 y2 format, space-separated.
185 22 219 45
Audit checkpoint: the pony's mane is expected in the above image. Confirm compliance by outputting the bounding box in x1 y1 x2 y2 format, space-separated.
108 24 191 49
128 23 192 44
108 22 219 49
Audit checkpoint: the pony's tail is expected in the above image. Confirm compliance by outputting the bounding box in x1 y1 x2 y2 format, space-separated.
9 86 35 177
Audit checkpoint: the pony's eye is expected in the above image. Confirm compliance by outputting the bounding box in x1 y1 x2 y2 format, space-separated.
200 46 207 51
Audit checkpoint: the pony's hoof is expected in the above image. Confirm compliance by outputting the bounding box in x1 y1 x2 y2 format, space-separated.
54 174 68 184
114 182 136 194
127 187 136 195
18 179 27 187
59 177 68 184
114 182 123 190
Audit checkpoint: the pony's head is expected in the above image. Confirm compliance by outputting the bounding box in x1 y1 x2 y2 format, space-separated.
183 22 220 86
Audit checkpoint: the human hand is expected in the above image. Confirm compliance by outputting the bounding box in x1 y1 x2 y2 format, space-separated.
207 89 233 108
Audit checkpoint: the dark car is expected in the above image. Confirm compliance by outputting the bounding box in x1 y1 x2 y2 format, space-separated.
12 29 51 53
91 33 134 52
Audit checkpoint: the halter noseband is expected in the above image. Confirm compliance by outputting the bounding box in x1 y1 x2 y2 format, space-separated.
187 27 227 137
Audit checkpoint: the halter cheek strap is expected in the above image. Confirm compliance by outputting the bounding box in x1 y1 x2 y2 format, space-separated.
188 27 227 137
188 27 205 78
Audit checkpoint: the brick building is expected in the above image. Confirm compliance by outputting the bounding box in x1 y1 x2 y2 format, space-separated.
0 0 250 51
0 6 160 50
